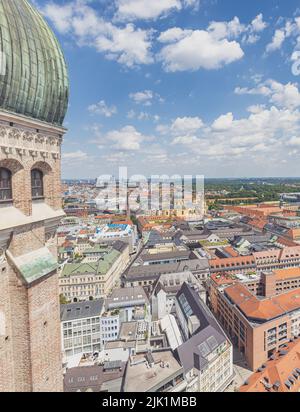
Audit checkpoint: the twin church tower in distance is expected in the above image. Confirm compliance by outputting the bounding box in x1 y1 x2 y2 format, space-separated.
0 0 69 391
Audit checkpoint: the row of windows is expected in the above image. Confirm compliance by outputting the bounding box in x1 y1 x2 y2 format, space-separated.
0 167 44 201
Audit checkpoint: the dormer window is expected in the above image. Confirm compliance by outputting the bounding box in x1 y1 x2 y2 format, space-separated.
0 168 12 202
31 169 44 199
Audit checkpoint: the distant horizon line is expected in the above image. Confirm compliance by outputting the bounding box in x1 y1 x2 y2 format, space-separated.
61 176 300 181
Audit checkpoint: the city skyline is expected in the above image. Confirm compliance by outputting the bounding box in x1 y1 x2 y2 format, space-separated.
35 0 300 179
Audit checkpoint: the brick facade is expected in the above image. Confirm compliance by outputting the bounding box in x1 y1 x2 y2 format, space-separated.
0 112 65 392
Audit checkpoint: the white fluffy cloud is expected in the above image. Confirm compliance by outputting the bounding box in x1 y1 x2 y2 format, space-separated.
42 1 154 67
157 15 266 72
42 3 267 73
62 150 89 161
266 29 286 53
129 90 154 105
127 110 160 122
170 105 300 161
104 125 153 151
157 116 204 136
235 79 300 109
266 18 300 53
212 113 234 130
114 0 200 21
129 90 164 106
251 14 268 33
207 14 267 44
115 0 181 21
171 116 204 134
158 26 244 71
88 100 117 117
207 16 246 40
243 13 268 44
287 136 300 147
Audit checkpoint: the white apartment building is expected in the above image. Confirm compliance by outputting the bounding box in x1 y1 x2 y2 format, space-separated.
60 300 104 358
101 312 120 344
92 223 138 253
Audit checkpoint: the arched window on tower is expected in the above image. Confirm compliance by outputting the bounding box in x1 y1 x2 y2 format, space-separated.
0 168 12 202
31 169 44 199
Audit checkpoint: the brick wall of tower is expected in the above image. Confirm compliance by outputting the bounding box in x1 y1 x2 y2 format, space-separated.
28 271 63 392
0 258 63 392
261 272 277 298
9 223 45 257
0 262 32 392
6 266 32 391
0 261 17 392
0 118 65 392
0 123 63 215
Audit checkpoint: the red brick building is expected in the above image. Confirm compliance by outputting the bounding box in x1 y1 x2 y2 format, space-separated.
208 279 300 371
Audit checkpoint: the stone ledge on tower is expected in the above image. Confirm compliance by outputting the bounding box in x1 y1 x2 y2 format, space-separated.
0 202 64 232
6 247 58 287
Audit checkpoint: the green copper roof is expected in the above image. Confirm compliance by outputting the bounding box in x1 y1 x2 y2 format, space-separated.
0 0 69 126
13 247 58 285
61 250 121 277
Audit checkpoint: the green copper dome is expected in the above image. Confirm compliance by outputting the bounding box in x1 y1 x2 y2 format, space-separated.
0 0 69 126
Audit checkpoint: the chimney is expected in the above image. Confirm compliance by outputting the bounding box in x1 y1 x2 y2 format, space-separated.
188 315 200 336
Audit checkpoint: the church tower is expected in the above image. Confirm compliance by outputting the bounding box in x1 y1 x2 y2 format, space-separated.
0 0 69 391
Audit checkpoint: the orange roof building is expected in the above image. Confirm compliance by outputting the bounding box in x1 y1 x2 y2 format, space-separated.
209 255 256 275
223 246 240 258
239 338 300 392
275 236 298 247
287 228 300 242
224 283 300 321
274 267 300 281
225 204 282 219
248 218 268 231
209 278 300 371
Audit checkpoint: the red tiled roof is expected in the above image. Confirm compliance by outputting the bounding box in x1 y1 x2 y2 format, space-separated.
248 218 267 230
239 339 300 392
276 237 298 247
223 246 239 257
210 255 255 270
274 267 300 281
225 283 300 321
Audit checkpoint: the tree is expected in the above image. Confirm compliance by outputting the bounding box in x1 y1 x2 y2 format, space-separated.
59 294 69 305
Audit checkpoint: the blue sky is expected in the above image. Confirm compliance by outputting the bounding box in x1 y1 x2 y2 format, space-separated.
36 0 300 179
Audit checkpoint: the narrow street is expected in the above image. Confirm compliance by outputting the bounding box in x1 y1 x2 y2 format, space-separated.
225 348 253 392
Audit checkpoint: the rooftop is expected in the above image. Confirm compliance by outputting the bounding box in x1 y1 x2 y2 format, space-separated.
125 259 209 281
106 286 149 310
239 338 300 392
119 322 138 341
175 284 229 360
224 283 300 322
211 272 259 287
64 363 126 392
60 299 104 322
123 351 183 392
274 267 300 281
61 243 126 277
